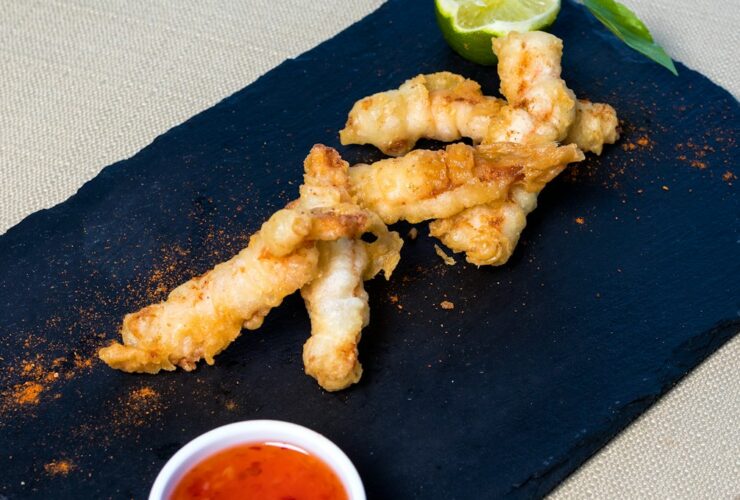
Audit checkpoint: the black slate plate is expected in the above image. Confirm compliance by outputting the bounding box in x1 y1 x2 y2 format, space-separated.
1 0 738 498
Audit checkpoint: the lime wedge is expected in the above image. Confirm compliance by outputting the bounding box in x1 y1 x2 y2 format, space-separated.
435 0 561 65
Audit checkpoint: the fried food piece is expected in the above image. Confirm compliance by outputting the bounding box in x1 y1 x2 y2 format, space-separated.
349 141 583 225
486 32 618 152
342 33 596 266
339 33 618 155
434 244 457 266
299 148 403 391
301 239 369 391
290 145 403 283
431 45 583 266
485 31 576 144
340 72 504 156
429 187 538 266
99 145 399 374
565 100 620 155
430 33 602 266
98 217 319 373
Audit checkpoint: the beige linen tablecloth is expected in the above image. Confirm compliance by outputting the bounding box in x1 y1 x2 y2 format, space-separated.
1 1 738 497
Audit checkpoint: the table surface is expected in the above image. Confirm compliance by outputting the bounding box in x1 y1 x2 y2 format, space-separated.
1 1 738 498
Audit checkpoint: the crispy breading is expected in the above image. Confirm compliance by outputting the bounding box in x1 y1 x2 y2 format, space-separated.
565 100 620 155
429 32 596 266
429 187 537 266
298 146 403 391
301 233 402 392
339 33 618 155
485 31 576 144
100 30 618 388
349 141 583 225
301 238 369 391
340 33 616 270
99 145 401 374
98 222 320 373
340 72 504 156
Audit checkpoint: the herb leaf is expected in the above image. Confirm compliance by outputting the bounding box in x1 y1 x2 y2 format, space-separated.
583 0 678 76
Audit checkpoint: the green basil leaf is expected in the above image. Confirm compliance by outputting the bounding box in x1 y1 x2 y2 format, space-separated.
583 0 678 76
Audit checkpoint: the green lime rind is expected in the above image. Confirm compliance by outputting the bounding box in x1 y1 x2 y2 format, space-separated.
436 7 499 66
435 0 561 66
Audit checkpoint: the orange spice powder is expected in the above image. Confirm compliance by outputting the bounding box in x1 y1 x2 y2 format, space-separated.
73 353 93 370
44 459 76 476
12 382 44 405
1 347 95 420
109 385 163 435
131 387 157 400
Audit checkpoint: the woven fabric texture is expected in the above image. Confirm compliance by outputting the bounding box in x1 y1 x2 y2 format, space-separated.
1 1 737 498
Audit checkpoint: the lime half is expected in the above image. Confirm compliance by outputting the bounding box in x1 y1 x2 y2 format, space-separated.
435 0 561 65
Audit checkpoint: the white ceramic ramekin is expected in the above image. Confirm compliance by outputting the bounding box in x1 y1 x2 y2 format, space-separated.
149 420 365 500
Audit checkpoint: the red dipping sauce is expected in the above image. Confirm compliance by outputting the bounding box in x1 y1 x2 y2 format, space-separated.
171 442 348 500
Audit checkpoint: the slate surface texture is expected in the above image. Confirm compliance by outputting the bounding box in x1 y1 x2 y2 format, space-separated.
0 0 737 498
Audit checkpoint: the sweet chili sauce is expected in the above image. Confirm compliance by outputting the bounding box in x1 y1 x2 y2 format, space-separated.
170 442 348 500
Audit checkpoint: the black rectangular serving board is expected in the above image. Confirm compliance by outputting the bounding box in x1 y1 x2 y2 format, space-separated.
1 0 738 498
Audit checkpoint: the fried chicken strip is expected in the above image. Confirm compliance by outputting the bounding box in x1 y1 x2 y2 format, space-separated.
340 36 611 268
349 141 583 225
484 31 575 144
430 32 595 266
302 232 402 391
302 239 368 391
295 146 402 391
340 72 504 156
429 186 537 266
98 215 319 373
339 33 618 155
99 145 399 374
